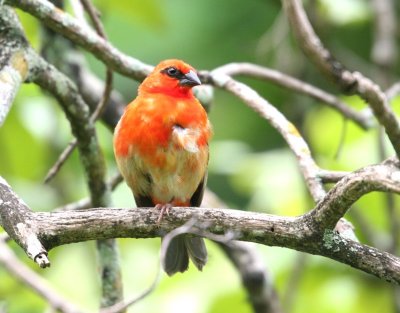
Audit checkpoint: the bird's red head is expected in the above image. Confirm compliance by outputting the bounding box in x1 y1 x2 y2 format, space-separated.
139 59 202 97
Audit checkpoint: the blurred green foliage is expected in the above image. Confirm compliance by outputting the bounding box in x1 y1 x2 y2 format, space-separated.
1 0 399 312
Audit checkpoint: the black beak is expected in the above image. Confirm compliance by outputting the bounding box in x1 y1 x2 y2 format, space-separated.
179 70 202 87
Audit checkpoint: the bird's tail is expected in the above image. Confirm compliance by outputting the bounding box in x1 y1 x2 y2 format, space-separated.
163 235 207 276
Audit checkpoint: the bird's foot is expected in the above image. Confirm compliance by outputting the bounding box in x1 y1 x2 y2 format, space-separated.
155 203 173 225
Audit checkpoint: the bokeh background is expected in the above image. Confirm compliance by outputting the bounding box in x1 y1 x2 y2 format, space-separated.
1 0 399 312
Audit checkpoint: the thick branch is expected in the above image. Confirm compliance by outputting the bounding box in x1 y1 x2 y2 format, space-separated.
29 207 400 285
0 177 49 267
0 6 29 126
2 175 400 284
307 158 400 231
282 0 400 158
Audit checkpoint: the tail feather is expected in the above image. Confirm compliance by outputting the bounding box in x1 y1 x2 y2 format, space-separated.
184 236 207 271
163 235 189 276
162 235 208 276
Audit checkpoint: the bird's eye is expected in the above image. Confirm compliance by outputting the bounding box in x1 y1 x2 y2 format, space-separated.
161 66 184 79
167 67 178 77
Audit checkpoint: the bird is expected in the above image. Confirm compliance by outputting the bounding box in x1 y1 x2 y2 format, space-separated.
113 59 212 276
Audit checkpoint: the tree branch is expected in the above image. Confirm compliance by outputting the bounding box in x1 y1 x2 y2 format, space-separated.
386 82 400 101
203 189 283 313
7 0 374 134
307 157 400 230
0 5 29 126
6 0 153 80
0 237 82 313
0 177 50 267
371 0 397 70
76 0 113 134
55 172 123 212
3 0 400 298
22 209 400 285
16 4 124 306
208 71 360 247
1 174 400 284
43 0 114 185
27 51 111 206
220 241 283 313
282 0 400 158
210 71 326 202
210 62 373 129
318 169 349 183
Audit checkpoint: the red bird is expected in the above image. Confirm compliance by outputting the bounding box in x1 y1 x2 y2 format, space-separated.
114 59 212 275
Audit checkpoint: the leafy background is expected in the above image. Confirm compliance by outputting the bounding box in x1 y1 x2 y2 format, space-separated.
0 0 399 312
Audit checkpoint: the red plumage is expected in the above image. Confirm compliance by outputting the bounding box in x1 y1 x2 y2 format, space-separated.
114 59 212 275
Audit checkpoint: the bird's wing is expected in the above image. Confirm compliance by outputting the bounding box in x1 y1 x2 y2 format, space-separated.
134 193 154 207
190 172 207 207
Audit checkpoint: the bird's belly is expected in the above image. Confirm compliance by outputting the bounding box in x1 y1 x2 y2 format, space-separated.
149 144 208 205
117 141 208 206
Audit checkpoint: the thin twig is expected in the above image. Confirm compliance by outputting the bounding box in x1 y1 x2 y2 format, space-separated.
386 82 400 100
69 0 89 28
0 240 81 313
333 117 347 160
55 172 122 211
317 169 349 184
44 0 114 184
210 63 372 129
210 70 326 202
44 139 77 183
28 49 110 206
211 71 360 240
256 10 288 58
79 0 113 123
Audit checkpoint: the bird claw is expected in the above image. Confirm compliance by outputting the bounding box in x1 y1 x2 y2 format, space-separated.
155 203 173 225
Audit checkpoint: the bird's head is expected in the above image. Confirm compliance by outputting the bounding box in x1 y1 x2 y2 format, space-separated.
139 59 201 96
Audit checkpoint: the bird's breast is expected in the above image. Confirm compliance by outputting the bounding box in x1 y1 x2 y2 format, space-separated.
115 95 211 169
